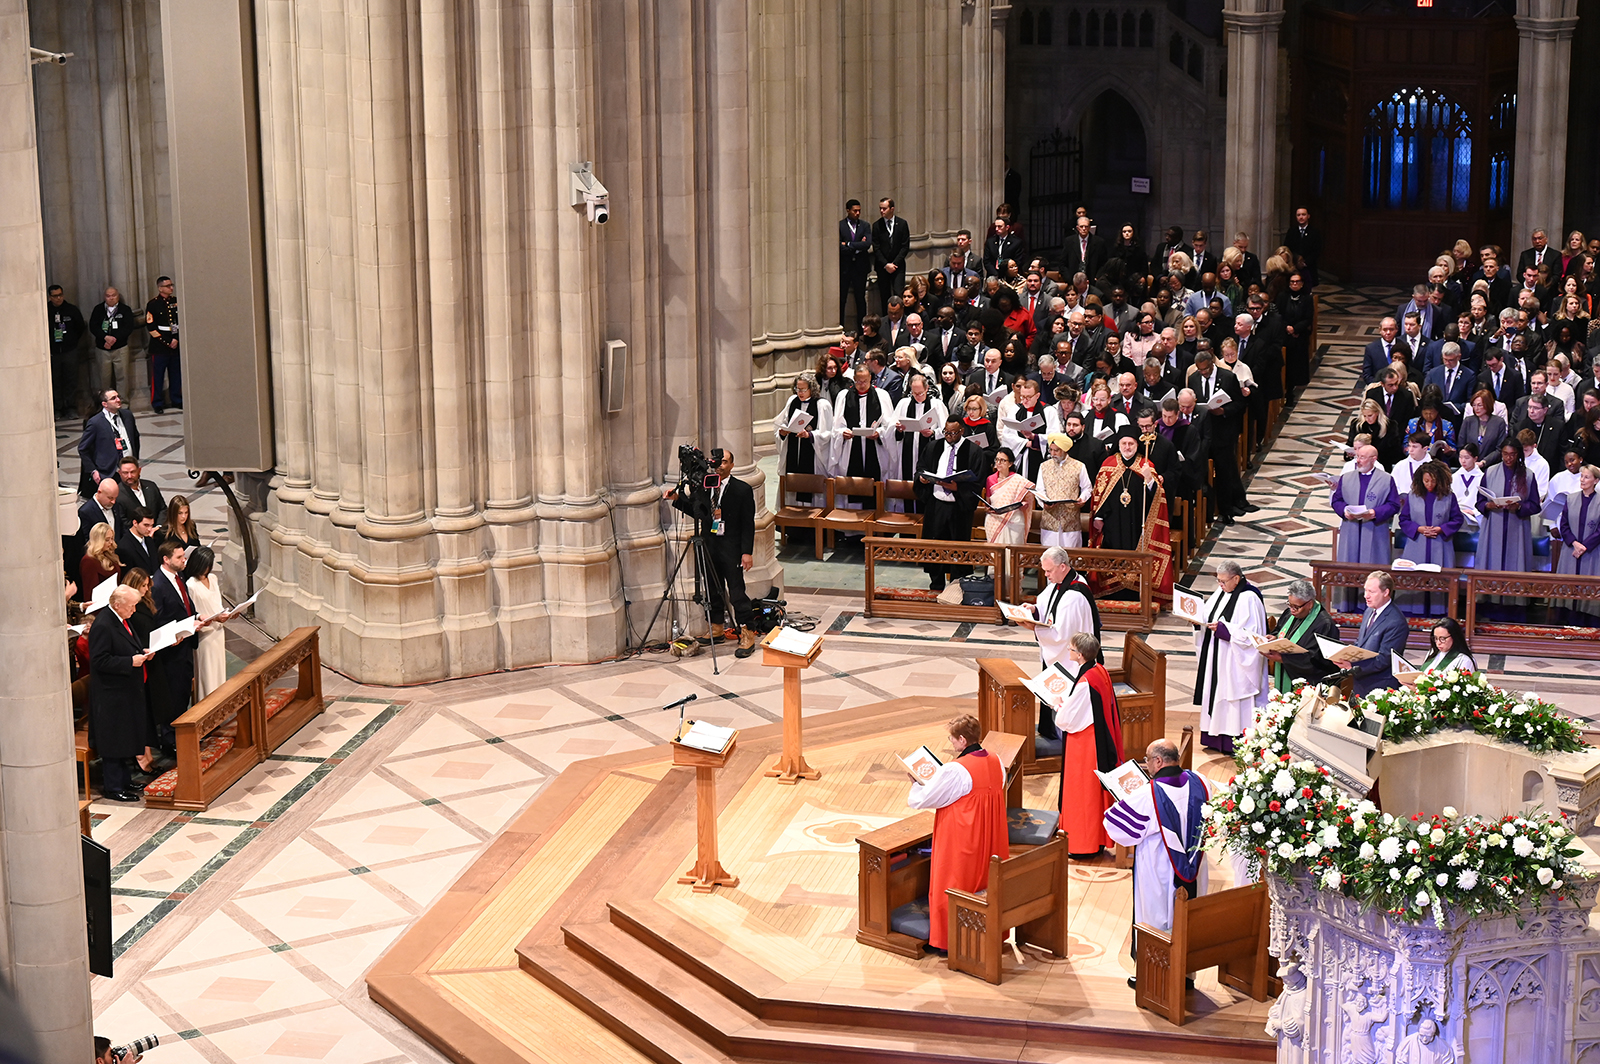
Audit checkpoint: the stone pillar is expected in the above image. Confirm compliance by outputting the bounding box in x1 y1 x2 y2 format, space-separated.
0 4 95 1060
1512 0 1578 246
1222 0 1285 254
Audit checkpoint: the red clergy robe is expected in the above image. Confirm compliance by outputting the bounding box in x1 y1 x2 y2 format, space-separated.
929 750 1009 949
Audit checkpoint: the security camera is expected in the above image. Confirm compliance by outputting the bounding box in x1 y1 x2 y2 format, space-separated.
29 47 73 65
569 161 610 225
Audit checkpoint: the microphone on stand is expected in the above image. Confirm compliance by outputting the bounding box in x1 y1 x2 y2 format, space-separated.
663 693 698 736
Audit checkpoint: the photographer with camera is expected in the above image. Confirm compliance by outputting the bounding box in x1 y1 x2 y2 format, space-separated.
667 446 759 658
95 1034 156 1064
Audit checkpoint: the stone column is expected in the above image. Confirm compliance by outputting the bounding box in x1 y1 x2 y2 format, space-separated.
1222 0 1285 253
1512 0 1578 245
0 4 94 1060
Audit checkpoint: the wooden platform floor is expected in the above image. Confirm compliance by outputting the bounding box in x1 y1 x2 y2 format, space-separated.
367 695 1274 1064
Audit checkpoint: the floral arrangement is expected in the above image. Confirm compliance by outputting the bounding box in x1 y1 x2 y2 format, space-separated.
1203 683 1589 924
1358 668 1587 754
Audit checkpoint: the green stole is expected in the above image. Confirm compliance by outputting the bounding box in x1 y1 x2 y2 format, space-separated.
1273 602 1324 693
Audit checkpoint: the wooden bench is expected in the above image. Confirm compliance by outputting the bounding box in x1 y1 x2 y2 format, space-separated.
143 627 324 811
1464 569 1600 660
1134 881 1271 1026
774 473 831 559
871 480 922 538
820 476 881 551
1309 559 1454 653
855 730 1026 958
946 836 1069 984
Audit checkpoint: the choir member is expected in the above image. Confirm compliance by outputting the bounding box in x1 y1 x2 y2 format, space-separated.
1331 444 1400 567
774 373 834 505
999 378 1053 481
890 372 946 512
1477 442 1541 571
1053 633 1124 859
1190 561 1268 754
1557 464 1600 576
1452 442 1484 537
1263 580 1340 694
905 714 1009 954
1037 434 1091 548
1102 738 1212 990
831 366 895 508
1398 460 1463 568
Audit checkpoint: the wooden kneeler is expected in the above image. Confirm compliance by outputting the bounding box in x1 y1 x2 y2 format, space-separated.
1134 881 1271 1025
945 835 1069 985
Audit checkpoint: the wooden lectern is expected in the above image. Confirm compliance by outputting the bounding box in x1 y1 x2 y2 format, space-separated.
672 726 740 893
759 628 823 785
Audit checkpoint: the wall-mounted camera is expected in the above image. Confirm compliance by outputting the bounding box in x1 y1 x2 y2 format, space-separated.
30 47 74 65
569 161 610 225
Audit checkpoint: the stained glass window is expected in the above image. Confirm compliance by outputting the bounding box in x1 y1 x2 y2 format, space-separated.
1489 151 1511 210
1038 10 1053 45
1362 88 1471 212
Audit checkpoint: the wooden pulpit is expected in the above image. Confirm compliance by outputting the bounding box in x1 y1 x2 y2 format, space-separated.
672 726 740 893
760 628 823 785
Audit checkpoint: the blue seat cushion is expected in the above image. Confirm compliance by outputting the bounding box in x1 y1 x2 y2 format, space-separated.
1009 806 1061 848
1454 530 1479 554
1034 733 1064 758
890 898 930 941
1112 681 1138 697
1534 535 1551 558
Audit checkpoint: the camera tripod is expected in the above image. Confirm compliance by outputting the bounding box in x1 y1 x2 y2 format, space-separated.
634 525 743 675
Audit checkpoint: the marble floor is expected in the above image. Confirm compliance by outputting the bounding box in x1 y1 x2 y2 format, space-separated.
72 284 1600 1063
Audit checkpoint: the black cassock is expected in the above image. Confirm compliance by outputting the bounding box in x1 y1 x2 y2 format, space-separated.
781 395 823 504
841 388 886 506
1010 400 1049 481
1095 456 1155 551
896 396 939 511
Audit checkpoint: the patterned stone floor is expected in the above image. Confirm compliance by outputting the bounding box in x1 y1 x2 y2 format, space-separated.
73 283 1600 1063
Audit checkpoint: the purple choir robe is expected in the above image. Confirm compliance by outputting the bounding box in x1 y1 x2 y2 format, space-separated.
1558 490 1600 576
1476 465 1540 572
1398 492 1462 568
1331 468 1400 565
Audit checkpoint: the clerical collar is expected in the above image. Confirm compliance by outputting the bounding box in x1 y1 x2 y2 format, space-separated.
958 742 984 759
1153 765 1184 781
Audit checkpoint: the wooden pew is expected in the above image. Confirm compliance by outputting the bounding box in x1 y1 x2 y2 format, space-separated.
862 536 1005 624
1108 632 1166 758
1134 881 1271 1026
1005 544 1158 632
976 658 1053 778
143 627 324 811
855 731 1026 957
946 836 1069 984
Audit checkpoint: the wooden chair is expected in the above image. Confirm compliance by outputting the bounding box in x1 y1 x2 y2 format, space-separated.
775 473 831 559
75 725 93 801
872 480 922 538
946 836 1070 984
819 477 881 551
1134 881 1271 1025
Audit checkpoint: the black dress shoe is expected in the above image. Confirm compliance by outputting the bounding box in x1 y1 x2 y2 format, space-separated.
1239 502 1261 513
923 944 948 956
104 790 142 803
1222 515 1236 526
1127 976 1138 990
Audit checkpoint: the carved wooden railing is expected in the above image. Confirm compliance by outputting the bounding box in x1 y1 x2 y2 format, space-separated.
1007 545 1157 632
144 627 324 811
1308 561 1457 652
1465 571 1600 659
862 537 1006 623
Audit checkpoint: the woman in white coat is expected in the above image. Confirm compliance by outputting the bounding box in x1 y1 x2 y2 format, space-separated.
183 546 232 700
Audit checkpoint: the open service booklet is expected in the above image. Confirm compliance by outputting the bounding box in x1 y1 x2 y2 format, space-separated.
901 745 943 783
1095 759 1150 799
676 720 735 754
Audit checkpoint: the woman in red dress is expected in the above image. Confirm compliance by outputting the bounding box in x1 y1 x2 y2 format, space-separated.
1053 633 1124 859
906 714 1009 953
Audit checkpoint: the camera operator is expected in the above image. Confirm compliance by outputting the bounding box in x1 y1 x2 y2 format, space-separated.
666 447 759 658
94 1037 142 1064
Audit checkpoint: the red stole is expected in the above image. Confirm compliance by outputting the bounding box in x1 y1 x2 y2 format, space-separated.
928 750 1009 949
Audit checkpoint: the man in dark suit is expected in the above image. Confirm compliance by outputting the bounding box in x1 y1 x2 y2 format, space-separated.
1360 317 1400 386
151 540 204 748
838 199 872 332
982 219 1026 279
1423 341 1474 421
965 348 1014 404
113 457 165 528
1345 571 1409 697
939 248 978 294
1420 322 1474 376
87 586 154 801
1060 216 1106 282
871 197 910 313
925 307 967 372
117 509 161 574
1366 369 1417 465
1284 206 1323 289
1516 228 1553 278
1188 230 1215 284
1150 226 1190 279
1189 350 1251 522
916 418 985 590
703 449 759 656
1477 349 1525 408
77 479 125 549
1231 232 1263 289
1512 369 1565 427
77 388 139 492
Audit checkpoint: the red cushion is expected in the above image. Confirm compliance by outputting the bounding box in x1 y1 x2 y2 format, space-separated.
264 687 294 720
141 734 237 799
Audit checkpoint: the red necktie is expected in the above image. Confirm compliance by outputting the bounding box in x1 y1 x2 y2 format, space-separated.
176 574 193 613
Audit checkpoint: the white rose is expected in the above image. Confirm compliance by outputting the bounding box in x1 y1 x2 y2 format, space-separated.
1416 890 1431 908
1457 869 1479 890
1418 822 1432 837
1358 800 1377 815
1286 799 1300 813
1537 867 1554 885
1253 822 1266 834
1278 842 1295 859
1321 826 1340 848
1436 873 1449 887
1305 842 1322 858
1240 795 1256 815
1504 823 1518 837
1360 842 1377 861
1551 826 1568 840
1322 868 1342 890
1201 803 1214 819
1430 829 1445 845
1390 868 1402 881
1378 837 1402 863
1442 806 1458 818
1407 840 1421 855
1514 836 1535 858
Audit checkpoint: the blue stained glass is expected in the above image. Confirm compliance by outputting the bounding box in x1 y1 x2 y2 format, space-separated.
1362 88 1473 213
1452 136 1471 212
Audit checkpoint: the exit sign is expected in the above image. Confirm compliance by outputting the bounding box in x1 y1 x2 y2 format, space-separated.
1417 0 1432 7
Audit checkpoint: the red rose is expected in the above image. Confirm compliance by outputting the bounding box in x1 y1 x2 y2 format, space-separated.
1302 787 1314 798
1269 801 1281 812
